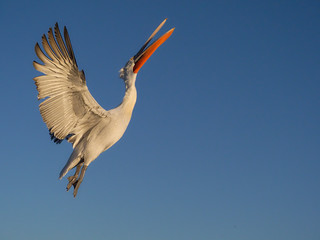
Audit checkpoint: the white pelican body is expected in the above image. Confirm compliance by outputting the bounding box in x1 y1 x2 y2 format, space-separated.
59 64 137 179
33 20 174 197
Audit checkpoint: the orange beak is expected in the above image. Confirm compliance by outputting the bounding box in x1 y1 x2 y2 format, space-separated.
133 19 174 73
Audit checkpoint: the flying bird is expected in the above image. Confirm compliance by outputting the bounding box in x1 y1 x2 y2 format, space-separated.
33 19 174 197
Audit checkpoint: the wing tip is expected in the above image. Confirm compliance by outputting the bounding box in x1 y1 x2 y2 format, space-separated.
49 129 64 144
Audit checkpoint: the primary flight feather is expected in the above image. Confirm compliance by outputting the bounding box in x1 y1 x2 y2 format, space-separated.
33 20 174 197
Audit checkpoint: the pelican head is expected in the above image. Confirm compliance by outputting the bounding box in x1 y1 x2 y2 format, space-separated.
120 19 174 83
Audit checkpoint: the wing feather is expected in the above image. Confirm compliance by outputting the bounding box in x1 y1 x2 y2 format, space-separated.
63 26 78 66
54 23 70 59
34 23 108 146
47 28 64 60
42 35 59 62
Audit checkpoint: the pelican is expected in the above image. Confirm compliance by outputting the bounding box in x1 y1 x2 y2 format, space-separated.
33 19 174 197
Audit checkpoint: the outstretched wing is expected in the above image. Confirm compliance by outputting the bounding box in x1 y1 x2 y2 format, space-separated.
33 23 109 146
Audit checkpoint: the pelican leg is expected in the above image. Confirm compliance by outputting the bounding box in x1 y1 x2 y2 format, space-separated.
66 163 83 191
73 165 88 198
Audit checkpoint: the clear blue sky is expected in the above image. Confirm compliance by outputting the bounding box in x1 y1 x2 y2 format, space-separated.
0 0 319 239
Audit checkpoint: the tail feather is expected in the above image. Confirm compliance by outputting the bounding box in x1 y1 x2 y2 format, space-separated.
59 149 83 179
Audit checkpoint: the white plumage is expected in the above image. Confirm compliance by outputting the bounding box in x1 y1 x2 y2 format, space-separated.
33 20 174 197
